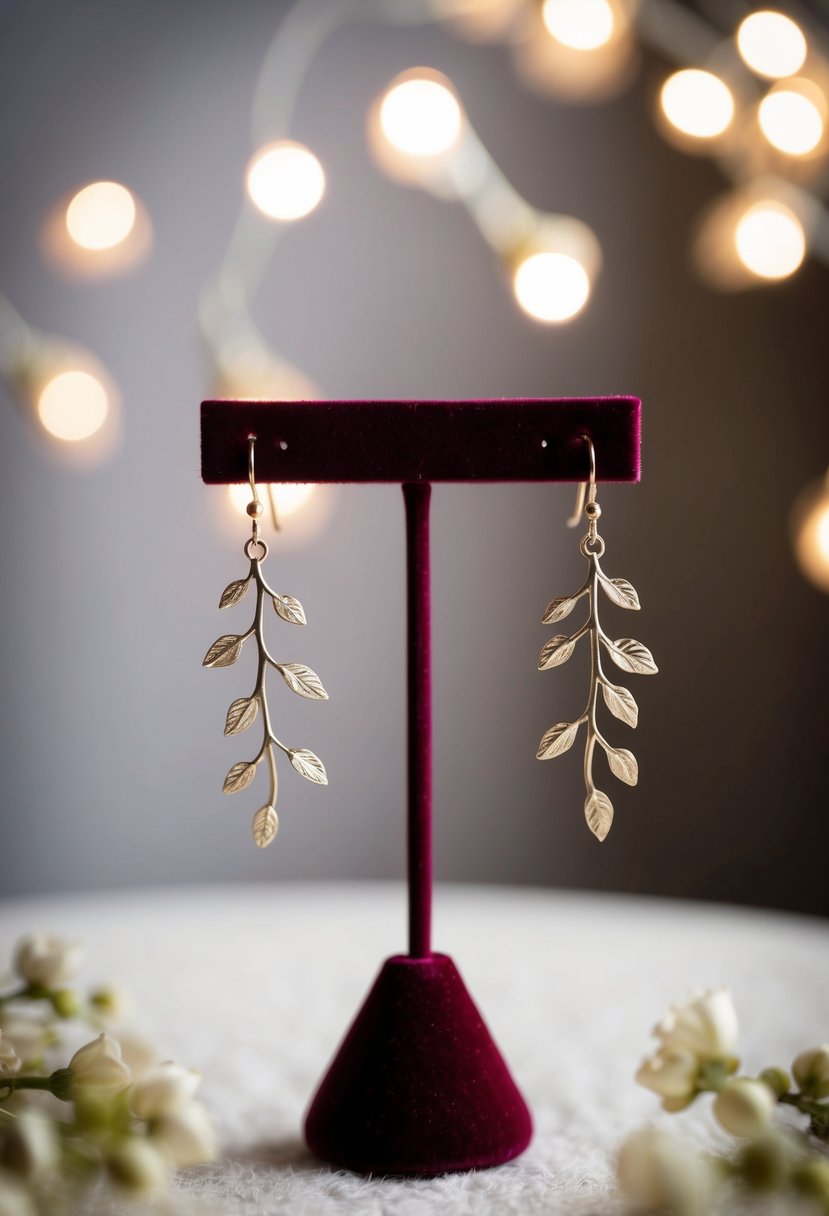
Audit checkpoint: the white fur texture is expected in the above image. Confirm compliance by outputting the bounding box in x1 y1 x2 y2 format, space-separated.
1 883 826 1214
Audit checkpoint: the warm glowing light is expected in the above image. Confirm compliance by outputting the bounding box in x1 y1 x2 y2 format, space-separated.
65 182 136 251
734 202 806 280
379 76 463 158
793 480 829 593
541 0 615 51
660 70 734 139
229 483 316 520
758 87 825 156
513 251 590 322
37 370 109 441
737 10 807 80
246 142 325 221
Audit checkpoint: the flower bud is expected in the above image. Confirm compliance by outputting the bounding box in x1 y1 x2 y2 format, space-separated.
0 1017 48 1066
0 1032 21 1079
50 988 80 1019
736 1132 792 1191
0 1174 37 1216
152 1101 216 1167
792 1045 829 1099
13 935 83 989
713 1078 775 1138
89 986 126 1021
118 1034 156 1081
792 1158 829 1206
758 1067 791 1099
106 1137 169 1192
636 1048 698 1110
69 1034 131 1095
617 1127 716 1216
131 1062 201 1120
0 1112 59 1178
654 988 739 1064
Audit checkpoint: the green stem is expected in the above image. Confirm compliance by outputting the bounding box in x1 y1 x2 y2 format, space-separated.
780 1092 829 1135
0 985 35 1005
0 1070 73 1101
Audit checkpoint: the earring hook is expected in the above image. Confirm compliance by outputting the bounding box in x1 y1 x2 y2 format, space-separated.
566 434 597 528
247 435 281 535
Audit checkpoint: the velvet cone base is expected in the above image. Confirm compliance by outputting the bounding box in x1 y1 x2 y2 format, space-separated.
304 952 533 1177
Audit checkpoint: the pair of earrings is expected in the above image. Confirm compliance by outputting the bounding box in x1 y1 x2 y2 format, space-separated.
203 435 656 848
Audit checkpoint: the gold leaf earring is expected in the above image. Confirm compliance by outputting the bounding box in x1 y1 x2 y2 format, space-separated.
203 435 328 848
536 435 656 842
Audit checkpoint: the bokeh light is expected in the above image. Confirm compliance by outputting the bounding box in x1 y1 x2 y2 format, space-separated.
36 369 110 441
65 181 136 251
792 477 829 593
660 69 734 139
736 10 807 80
758 84 825 156
246 141 325 221
541 0 615 51
379 74 463 158
513 251 590 322
734 201 806 280
228 482 316 521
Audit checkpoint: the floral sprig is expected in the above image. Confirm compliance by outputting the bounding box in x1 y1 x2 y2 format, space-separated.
537 490 656 841
203 535 328 848
617 989 829 1215
0 934 214 1209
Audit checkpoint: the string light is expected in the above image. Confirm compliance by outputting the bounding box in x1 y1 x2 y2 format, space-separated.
792 474 829 593
246 141 325 221
758 83 825 157
513 251 590 322
736 10 807 80
65 182 136 251
378 72 463 159
660 69 734 140
541 0 615 51
734 201 806 280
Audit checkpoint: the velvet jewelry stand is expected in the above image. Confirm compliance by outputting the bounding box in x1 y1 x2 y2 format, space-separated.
201 398 641 1177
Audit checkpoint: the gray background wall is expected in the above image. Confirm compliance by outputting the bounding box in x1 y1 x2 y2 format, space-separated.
1 0 827 915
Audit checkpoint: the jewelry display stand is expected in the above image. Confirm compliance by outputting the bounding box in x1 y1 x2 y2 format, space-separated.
201 397 641 1177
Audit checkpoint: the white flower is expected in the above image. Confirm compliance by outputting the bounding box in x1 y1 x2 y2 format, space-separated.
131 1062 201 1120
106 1137 170 1192
636 1047 699 1110
69 1033 131 1094
0 1173 37 1216
152 1100 216 1167
13 934 83 989
792 1045 829 1099
118 1034 157 1081
617 1126 716 1216
713 1077 775 1138
0 1111 59 1178
89 985 127 1022
0 1031 21 1078
0 1016 48 1065
654 988 738 1063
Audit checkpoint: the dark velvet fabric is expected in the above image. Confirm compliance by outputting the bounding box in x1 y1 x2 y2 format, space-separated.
405 483 432 958
200 397 641 484
304 953 533 1177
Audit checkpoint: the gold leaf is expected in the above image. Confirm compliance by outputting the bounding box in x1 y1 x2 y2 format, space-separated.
605 637 658 676
541 596 577 625
222 760 257 794
252 805 278 848
538 634 576 671
585 790 614 841
600 577 640 611
203 635 243 668
607 747 639 787
537 721 579 761
601 681 639 729
273 595 307 626
277 663 329 700
219 579 249 610
289 748 328 784
224 696 258 736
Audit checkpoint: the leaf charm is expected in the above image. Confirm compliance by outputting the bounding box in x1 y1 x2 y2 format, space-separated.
252 805 278 848
219 579 250 610
600 577 640 611
278 663 329 700
541 595 577 625
223 760 257 794
203 635 244 668
273 595 307 626
538 634 576 671
605 637 658 676
606 747 639 787
585 790 614 842
602 681 639 729
290 748 328 784
224 696 258 736
537 721 579 761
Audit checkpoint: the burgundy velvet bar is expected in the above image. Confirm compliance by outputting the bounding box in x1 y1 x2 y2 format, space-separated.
405 483 432 959
200 397 640 484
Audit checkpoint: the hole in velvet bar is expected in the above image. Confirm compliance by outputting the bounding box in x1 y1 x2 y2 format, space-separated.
541 439 548 448
279 440 288 451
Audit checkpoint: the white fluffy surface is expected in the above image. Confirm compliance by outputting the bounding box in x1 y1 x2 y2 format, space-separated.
1 883 827 1214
